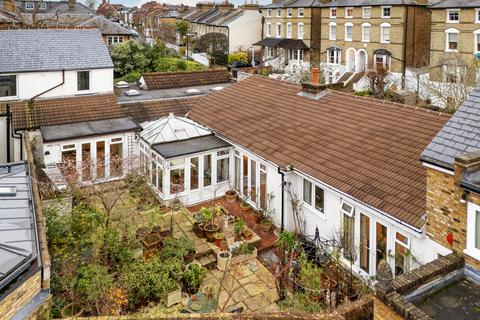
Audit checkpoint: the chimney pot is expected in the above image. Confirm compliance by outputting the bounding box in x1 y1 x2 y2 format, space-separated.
312 67 319 84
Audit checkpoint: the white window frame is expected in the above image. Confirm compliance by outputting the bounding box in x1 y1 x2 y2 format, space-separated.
76 70 91 93
474 29 480 53
445 27 460 52
447 9 460 23
267 9 272 17
286 22 292 38
380 22 391 43
216 149 230 184
276 22 282 38
362 22 371 42
344 22 353 42
381 6 391 19
341 200 354 217
277 9 282 17
266 22 272 37
329 22 337 40
298 7 304 17
302 178 326 216
345 7 353 18
330 7 337 19
297 22 304 39
39 2 47 9
287 8 292 17
465 202 480 260
327 48 341 64
25 2 34 10
362 6 371 19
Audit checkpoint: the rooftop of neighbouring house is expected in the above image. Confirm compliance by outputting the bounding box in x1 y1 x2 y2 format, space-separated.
0 0 94 15
76 15 135 35
188 75 451 229
430 0 480 8
139 69 233 91
116 82 231 103
421 87 480 171
0 161 39 291
0 29 113 74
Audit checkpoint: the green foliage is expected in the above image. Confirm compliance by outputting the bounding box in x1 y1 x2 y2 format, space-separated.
279 291 325 313
103 228 136 270
234 218 245 234
199 207 213 223
155 57 204 72
175 20 189 38
120 256 179 307
182 263 207 293
115 71 142 83
297 254 323 290
228 52 248 65
158 235 195 260
238 242 255 255
211 53 228 66
75 264 114 312
110 40 152 76
275 230 301 253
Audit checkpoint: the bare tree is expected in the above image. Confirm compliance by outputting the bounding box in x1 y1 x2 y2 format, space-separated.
419 53 479 113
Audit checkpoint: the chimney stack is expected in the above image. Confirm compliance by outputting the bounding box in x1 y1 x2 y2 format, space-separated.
311 67 319 84
68 0 76 11
4 0 15 12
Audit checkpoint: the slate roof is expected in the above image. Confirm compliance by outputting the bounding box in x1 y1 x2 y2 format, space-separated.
254 37 309 49
3 93 124 130
0 29 113 73
141 69 232 90
315 0 433 7
77 15 134 35
189 76 451 229
430 0 480 8
120 97 200 123
421 88 480 170
152 135 231 159
262 0 317 9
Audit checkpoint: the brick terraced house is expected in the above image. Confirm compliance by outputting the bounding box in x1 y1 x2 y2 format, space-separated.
257 0 320 73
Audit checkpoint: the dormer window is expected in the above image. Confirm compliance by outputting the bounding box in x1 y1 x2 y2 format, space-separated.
25 2 34 10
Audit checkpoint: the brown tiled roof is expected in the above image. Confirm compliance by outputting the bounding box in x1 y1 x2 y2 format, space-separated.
141 69 232 90
120 97 201 123
5 93 125 130
188 76 451 229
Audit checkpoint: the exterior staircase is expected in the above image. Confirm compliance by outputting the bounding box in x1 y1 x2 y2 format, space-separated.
334 71 366 93
336 71 354 85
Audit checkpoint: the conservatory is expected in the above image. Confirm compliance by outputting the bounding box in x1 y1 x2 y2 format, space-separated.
139 113 232 205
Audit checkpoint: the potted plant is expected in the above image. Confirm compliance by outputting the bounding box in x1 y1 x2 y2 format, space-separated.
260 219 273 232
203 285 216 299
183 263 208 294
214 203 225 217
252 209 264 224
225 189 238 204
214 232 224 247
192 213 205 237
234 219 244 241
242 227 254 240
240 199 250 214
204 222 220 243
217 251 232 271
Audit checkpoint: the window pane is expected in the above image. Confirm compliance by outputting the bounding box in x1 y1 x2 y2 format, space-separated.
77 71 90 91
170 158 185 167
203 154 211 187
191 157 199 190
82 143 91 181
360 214 370 273
260 170 267 209
96 140 105 179
303 179 312 204
217 157 229 183
234 156 241 191
343 214 355 261
315 186 324 211
0 75 16 97
157 167 163 193
110 142 123 177
243 155 248 196
395 242 410 276
476 211 480 249
376 222 387 270
250 159 257 203
170 168 184 194
151 160 157 188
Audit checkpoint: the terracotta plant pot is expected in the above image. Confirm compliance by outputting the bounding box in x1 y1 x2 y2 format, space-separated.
225 190 238 204
240 203 250 214
204 223 220 242
214 232 225 247
193 222 205 238
260 219 272 232
217 251 232 271
252 210 263 223
242 228 253 240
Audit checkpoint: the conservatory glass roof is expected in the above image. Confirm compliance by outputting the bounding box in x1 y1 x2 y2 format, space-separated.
0 162 38 290
140 113 212 146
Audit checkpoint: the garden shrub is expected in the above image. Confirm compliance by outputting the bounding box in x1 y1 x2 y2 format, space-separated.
228 52 248 65
182 263 207 294
158 235 195 260
75 264 114 313
115 71 142 83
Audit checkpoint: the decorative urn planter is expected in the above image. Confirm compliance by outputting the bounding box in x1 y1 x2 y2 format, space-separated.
217 251 232 271
225 190 238 204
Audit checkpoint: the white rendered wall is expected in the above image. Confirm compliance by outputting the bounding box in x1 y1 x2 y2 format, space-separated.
227 10 262 53
0 68 114 101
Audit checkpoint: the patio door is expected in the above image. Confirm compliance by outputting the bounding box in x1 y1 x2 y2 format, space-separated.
375 222 388 273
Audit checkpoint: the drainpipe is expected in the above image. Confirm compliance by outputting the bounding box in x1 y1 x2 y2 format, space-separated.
278 166 285 232
402 6 409 89
30 70 65 102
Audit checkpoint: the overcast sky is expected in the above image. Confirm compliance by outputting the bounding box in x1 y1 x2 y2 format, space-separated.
88 0 268 8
